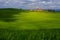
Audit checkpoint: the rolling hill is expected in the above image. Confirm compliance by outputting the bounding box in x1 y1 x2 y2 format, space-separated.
0 8 60 30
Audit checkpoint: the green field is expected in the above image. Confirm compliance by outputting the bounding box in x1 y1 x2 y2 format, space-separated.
0 9 60 40
0 9 60 30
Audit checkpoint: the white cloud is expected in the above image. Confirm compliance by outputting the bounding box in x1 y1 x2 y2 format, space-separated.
42 1 46 3
0 0 2 1
27 3 35 6
0 0 60 9
47 2 52 4
28 0 36 2
19 1 26 4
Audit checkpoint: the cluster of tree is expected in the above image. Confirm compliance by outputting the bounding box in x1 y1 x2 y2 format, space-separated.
47 9 56 12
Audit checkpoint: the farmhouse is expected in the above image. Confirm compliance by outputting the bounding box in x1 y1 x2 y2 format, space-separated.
30 7 43 12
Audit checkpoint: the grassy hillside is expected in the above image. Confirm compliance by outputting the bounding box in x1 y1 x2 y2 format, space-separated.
0 9 60 30
0 8 60 40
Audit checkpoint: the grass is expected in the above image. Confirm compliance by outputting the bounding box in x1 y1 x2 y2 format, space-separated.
0 29 60 40
0 10 60 30
0 9 60 40
6 11 60 30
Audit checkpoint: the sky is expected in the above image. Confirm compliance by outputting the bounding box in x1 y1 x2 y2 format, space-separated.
0 0 60 9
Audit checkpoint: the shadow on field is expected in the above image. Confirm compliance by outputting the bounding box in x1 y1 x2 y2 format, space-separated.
0 8 23 22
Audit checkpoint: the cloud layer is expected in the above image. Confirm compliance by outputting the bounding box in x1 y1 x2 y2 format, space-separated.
0 0 60 9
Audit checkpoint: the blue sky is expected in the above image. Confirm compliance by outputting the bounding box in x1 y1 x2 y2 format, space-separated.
0 0 60 9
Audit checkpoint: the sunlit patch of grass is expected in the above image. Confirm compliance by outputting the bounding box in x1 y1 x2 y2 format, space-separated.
18 12 54 21
11 11 60 30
